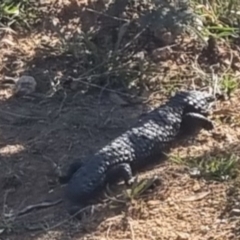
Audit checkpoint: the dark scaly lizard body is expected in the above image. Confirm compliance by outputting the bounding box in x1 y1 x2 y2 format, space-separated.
63 90 215 215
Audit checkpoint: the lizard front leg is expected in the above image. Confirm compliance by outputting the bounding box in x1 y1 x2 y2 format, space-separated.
106 163 135 186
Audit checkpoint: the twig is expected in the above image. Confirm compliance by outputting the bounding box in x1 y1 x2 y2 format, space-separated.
106 222 113 240
121 28 146 51
56 90 67 117
2 190 11 219
180 191 211 202
98 79 110 104
85 7 129 23
9 199 63 218
104 191 126 204
129 220 135 240
0 109 45 120
71 77 147 102
40 204 97 232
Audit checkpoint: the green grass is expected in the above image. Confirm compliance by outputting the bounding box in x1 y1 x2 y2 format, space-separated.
191 0 240 38
1 0 239 94
0 0 38 28
220 74 239 95
171 153 239 181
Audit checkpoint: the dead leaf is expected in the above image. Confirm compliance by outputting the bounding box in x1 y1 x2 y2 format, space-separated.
147 200 162 206
180 191 210 202
213 109 236 115
115 22 130 51
176 232 190 240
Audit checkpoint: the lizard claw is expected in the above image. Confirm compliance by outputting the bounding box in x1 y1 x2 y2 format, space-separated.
203 120 214 131
126 177 136 186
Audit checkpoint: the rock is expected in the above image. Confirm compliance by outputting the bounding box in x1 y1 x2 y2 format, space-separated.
176 232 190 240
14 75 37 96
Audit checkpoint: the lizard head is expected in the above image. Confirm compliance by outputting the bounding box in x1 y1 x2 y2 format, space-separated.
171 90 222 137
172 90 217 116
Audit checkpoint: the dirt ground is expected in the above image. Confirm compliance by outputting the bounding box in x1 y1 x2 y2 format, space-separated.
1 89 240 240
1 0 240 240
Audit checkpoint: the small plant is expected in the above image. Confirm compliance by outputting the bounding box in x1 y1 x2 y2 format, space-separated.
171 153 239 181
198 154 239 180
0 0 38 28
124 176 160 200
190 0 240 39
220 74 238 96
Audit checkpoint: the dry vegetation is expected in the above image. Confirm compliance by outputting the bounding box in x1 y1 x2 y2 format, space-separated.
0 0 240 239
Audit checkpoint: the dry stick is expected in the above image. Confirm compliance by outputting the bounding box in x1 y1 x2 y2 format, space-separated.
14 199 63 217
72 77 147 101
218 44 234 93
192 57 218 95
13 184 118 219
71 23 177 101
85 7 129 23
71 40 177 78
104 191 126 204
121 28 145 51
98 79 110 104
20 204 98 233
75 50 117 80
37 204 99 233
77 26 142 80
70 24 178 103
129 220 136 240
71 73 181 106
0 109 45 120
2 190 11 220
106 223 113 240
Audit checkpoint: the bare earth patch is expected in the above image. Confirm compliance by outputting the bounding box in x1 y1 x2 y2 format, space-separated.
1 86 240 240
1 0 240 240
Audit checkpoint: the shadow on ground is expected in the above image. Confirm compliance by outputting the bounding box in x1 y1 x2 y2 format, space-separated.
1 0 215 96
0 88 145 238
1 1 240 239
0 1 163 239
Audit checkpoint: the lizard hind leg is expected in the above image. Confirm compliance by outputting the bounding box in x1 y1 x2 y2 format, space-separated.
58 161 83 184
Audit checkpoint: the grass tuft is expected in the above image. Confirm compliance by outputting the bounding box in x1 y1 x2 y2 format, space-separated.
171 153 239 181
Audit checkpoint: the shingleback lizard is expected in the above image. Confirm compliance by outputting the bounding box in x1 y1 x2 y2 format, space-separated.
62 90 216 216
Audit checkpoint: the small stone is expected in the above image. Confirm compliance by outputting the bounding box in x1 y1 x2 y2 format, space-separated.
176 232 190 240
188 167 201 177
230 208 240 216
147 200 161 206
14 75 37 96
155 219 163 227
152 47 172 61
192 182 201 192
200 225 210 234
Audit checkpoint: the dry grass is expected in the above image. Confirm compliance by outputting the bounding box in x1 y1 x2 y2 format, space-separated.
0 0 240 239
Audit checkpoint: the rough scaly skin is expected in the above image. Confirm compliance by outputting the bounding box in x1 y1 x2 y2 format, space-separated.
63 90 215 215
